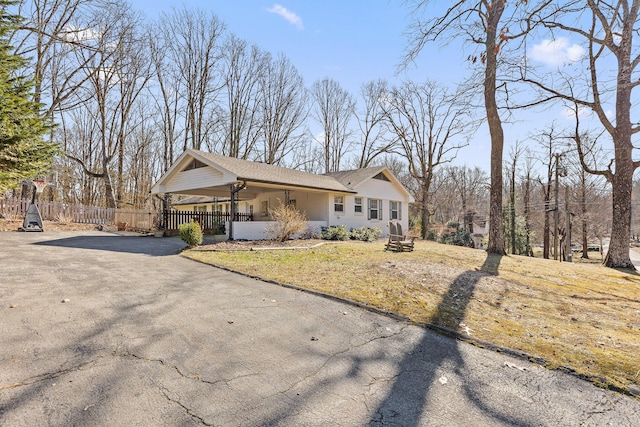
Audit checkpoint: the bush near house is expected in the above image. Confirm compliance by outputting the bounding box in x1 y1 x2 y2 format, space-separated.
265 203 308 242
350 226 382 242
321 225 350 240
179 221 203 247
321 225 382 242
439 221 473 248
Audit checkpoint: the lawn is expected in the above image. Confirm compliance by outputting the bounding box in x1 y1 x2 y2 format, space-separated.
183 239 640 396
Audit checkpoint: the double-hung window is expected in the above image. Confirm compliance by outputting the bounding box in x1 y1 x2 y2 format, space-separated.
334 195 344 212
368 199 381 220
354 197 363 214
389 201 401 220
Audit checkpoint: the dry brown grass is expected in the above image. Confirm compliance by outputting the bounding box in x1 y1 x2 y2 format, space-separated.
184 239 640 396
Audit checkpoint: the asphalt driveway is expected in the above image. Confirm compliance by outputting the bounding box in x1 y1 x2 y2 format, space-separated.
1 231 638 426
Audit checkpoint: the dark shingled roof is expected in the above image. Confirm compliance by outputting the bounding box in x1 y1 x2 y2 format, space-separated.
194 150 355 193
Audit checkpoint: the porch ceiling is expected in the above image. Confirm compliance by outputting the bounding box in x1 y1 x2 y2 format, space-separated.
167 180 354 200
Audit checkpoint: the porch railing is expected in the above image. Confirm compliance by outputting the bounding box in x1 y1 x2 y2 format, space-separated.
162 210 253 232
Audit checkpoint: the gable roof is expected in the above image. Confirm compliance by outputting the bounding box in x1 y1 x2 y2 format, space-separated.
152 149 414 202
326 166 414 202
193 150 355 193
325 166 387 189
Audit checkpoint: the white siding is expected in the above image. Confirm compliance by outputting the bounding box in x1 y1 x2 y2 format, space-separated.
232 221 327 240
164 167 225 193
250 190 329 222
327 179 411 236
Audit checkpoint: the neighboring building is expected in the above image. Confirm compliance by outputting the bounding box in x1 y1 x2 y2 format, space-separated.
151 149 414 240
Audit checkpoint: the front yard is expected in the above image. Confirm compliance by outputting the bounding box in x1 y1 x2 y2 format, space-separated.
183 239 640 397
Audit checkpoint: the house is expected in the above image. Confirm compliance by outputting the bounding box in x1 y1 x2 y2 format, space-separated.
151 149 415 240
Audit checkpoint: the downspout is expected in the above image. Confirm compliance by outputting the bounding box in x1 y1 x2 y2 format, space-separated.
228 181 247 240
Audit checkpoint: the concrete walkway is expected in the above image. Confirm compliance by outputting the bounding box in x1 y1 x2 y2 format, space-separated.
1 231 638 426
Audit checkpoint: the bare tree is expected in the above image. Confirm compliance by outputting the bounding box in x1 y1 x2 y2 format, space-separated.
156 7 225 152
354 79 395 168
444 165 489 231
63 3 147 208
311 78 355 173
220 35 268 159
507 143 523 254
381 80 472 238
402 0 551 254
522 1 640 268
14 0 117 115
531 124 560 259
563 115 611 260
257 53 308 165
148 26 179 172
521 150 535 257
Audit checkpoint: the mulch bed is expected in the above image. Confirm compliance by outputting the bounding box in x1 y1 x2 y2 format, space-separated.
197 238 328 251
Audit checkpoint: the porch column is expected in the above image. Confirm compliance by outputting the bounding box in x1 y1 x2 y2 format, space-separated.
228 181 246 240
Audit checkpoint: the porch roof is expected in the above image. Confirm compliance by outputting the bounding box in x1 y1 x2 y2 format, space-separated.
151 149 357 198
196 151 355 193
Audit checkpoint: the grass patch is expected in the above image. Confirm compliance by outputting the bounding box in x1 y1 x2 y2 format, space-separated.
183 239 640 396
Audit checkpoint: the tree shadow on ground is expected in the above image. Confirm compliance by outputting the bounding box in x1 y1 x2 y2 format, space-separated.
368 253 535 426
33 234 185 256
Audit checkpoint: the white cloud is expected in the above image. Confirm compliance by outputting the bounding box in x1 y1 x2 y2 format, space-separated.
529 38 585 66
267 4 303 30
61 26 101 43
561 105 592 120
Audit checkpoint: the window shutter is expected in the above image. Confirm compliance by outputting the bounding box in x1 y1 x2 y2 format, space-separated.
367 198 371 220
379 200 382 220
399 202 402 220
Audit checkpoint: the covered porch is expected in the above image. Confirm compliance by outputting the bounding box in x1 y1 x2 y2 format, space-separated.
151 150 356 240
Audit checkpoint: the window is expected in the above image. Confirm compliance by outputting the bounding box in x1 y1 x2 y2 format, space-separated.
196 205 207 213
261 200 269 217
390 201 401 220
368 199 381 220
334 195 344 212
354 197 363 214
288 199 296 208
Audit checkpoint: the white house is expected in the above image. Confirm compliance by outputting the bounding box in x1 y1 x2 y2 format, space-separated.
151 149 414 240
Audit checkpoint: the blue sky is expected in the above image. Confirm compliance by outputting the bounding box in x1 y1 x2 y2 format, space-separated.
133 1 602 172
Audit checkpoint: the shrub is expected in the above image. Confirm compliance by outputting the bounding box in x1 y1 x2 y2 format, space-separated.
425 228 438 241
264 203 308 242
211 221 226 235
350 226 382 242
321 225 350 241
439 224 473 247
178 221 203 247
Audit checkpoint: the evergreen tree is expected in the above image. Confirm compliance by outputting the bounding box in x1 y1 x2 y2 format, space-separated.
0 0 56 193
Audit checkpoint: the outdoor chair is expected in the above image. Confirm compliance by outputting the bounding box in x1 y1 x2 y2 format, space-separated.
394 222 415 252
385 222 401 251
385 221 414 252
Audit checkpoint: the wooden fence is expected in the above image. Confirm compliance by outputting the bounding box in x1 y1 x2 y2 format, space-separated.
114 210 158 232
0 196 116 224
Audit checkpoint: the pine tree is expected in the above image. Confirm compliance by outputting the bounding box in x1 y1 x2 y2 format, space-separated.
0 0 56 193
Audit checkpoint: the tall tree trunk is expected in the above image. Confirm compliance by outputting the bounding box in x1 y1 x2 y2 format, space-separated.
605 153 634 268
485 0 506 255
524 174 533 257
510 163 516 254
581 169 589 259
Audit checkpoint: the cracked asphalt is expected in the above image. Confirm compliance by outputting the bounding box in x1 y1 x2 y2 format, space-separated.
1 231 639 426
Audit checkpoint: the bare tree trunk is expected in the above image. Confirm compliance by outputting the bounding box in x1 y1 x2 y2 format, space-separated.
605 153 634 268
485 0 506 255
